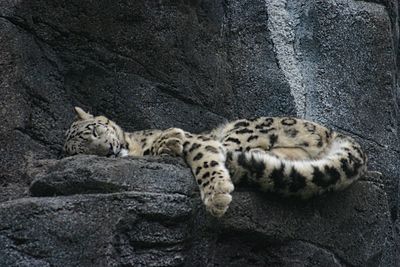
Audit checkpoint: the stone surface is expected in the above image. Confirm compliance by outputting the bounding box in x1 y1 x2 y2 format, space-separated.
0 192 193 267
0 0 399 266
0 157 394 266
29 155 194 197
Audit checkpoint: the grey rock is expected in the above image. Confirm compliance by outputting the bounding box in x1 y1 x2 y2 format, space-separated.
293 0 400 218
221 182 392 266
0 164 393 266
29 155 195 197
0 0 399 266
0 192 193 267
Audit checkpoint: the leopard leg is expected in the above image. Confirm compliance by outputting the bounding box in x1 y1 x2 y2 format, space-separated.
152 130 234 217
184 138 234 217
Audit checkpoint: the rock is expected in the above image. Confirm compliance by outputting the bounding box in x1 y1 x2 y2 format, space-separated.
219 182 393 266
292 0 400 218
29 155 195 197
0 192 193 267
0 161 394 266
0 0 399 265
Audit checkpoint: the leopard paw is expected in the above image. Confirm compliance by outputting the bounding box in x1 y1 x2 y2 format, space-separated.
154 128 185 157
157 138 184 156
204 179 234 217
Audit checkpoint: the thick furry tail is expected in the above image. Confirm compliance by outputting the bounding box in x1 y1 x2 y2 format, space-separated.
225 133 367 198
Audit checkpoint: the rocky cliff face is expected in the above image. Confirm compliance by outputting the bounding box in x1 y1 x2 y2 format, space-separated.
0 0 399 266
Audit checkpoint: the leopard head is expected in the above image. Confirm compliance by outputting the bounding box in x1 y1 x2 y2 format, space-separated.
64 107 128 157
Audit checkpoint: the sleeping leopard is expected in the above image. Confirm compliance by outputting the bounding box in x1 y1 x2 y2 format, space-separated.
64 107 367 217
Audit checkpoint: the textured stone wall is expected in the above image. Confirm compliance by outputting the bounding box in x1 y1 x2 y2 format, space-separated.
0 0 399 266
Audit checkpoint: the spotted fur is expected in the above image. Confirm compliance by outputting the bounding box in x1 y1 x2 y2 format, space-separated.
64 107 367 217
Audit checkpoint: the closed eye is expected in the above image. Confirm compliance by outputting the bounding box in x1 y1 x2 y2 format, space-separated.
81 131 92 137
92 127 98 137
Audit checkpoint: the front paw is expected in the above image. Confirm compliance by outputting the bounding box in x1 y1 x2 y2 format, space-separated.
203 179 234 217
154 128 185 157
157 138 184 157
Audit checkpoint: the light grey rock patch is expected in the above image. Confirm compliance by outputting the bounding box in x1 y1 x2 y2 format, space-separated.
265 0 307 117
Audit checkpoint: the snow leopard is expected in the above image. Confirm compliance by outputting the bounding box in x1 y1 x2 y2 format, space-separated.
64 107 367 217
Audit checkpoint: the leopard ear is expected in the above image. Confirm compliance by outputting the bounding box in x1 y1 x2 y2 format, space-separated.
74 107 94 120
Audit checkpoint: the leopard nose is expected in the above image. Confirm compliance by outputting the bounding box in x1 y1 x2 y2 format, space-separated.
106 143 115 157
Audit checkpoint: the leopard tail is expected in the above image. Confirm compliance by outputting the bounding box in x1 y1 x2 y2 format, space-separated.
226 133 367 198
